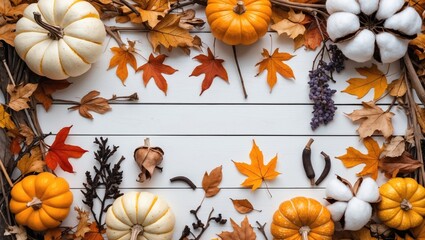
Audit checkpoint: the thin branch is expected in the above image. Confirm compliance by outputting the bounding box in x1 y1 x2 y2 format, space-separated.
0 160 13 187
404 55 425 104
232 45 248 99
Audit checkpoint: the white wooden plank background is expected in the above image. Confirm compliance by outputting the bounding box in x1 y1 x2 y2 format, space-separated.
9 24 410 238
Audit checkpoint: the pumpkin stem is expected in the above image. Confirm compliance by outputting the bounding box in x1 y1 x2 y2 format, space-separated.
33 12 63 40
233 1 246 15
299 226 310 240
26 197 42 210
130 224 143 240
401 199 413 211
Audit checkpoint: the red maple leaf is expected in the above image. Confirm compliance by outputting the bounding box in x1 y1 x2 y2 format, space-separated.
137 54 177 95
45 126 87 173
190 47 228 95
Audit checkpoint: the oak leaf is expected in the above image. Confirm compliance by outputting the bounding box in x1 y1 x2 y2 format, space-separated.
346 101 394 139
74 207 92 239
190 48 228 95
387 75 407 97
45 126 88 173
232 140 280 191
342 64 388 100
0 104 16 130
108 41 137 84
230 198 259 214
271 9 306 39
137 53 177 95
7 83 38 111
123 0 169 28
255 48 295 91
34 78 71 111
336 137 383 180
218 217 256 240
148 14 194 52
202 165 222 198
82 223 104 240
17 147 45 174
379 152 422 178
381 136 405 158
68 91 111 119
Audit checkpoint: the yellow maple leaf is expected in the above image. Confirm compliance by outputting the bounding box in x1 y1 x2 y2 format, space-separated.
342 64 388 100
232 140 280 191
123 0 170 28
17 147 45 175
410 33 425 60
0 104 16 130
336 137 383 180
108 41 137 84
271 9 306 39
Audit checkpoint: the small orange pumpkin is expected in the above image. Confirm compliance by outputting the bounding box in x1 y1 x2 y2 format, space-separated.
9 172 73 231
205 0 272 45
271 197 334 240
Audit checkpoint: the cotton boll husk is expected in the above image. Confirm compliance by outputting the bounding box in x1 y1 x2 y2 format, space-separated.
376 32 409 63
327 12 360 41
344 197 372 231
376 0 405 20
355 177 380 203
337 29 375 62
358 0 379 15
326 178 353 201
327 201 348 222
384 7 422 36
326 0 360 14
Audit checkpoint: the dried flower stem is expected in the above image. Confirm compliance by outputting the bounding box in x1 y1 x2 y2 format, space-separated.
256 221 269 240
404 55 425 104
270 0 328 17
232 45 248 99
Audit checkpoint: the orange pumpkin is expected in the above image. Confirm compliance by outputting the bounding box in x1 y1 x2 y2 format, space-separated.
412 220 425 239
271 197 334 240
9 172 73 231
205 0 272 45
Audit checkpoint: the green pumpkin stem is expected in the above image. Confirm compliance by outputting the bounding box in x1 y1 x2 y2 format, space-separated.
233 1 246 14
33 12 63 40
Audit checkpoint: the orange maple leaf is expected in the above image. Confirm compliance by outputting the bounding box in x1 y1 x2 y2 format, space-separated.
137 53 177 95
108 41 137 84
336 137 383 180
190 48 228 95
218 217 256 240
45 126 88 173
83 223 105 240
232 140 280 191
255 48 295 91
342 64 388 100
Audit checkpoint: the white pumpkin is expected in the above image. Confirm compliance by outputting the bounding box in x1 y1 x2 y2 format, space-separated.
106 192 175 240
14 0 106 80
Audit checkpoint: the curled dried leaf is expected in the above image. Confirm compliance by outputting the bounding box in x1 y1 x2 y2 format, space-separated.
68 91 112 119
381 136 405 158
134 138 164 182
202 165 222 197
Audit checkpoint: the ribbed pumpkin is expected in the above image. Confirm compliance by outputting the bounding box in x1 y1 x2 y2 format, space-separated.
14 0 106 80
205 0 272 45
378 177 425 230
9 172 73 231
271 197 334 240
106 192 175 240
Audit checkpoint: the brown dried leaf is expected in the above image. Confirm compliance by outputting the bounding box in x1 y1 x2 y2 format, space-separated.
83 223 104 240
405 128 415 145
379 152 422 178
17 147 45 174
33 78 71 111
230 198 259 214
44 228 63 240
304 25 322 50
381 136 405 158
202 165 222 198
388 75 407 97
0 24 16 46
346 101 394 139
271 9 306 39
74 207 91 239
124 0 169 28
7 83 38 111
177 9 205 30
218 217 256 240
4 225 27 240
134 138 164 182
68 91 111 119
415 104 425 134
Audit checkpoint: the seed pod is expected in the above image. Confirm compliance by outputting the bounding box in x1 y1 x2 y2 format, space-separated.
302 138 315 186
134 138 164 182
315 151 331 185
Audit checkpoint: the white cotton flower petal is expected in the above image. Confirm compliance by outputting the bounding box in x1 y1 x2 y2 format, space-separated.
326 178 353 201
358 0 379 15
326 0 360 14
376 0 405 20
344 197 372 231
376 32 409 63
337 29 375 62
327 12 360 41
384 7 422 36
327 202 348 222
355 177 380 203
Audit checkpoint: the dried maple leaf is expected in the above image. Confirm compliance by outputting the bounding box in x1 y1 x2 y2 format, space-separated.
387 75 407 97
44 228 63 240
218 217 256 240
202 165 222 198
4 225 27 240
232 140 280 191
381 136 405 158
379 152 422 178
137 53 177 95
304 24 322 50
83 223 105 240
45 126 88 173
68 91 111 119
255 48 295 91
108 41 137 84
346 101 394 139
7 83 38 111
230 198 259 214
122 0 170 28
148 14 194 52
19 123 34 145
17 147 45 174
190 48 228 95
271 9 307 39
74 207 92 239
336 137 383 180
34 78 71 111
342 64 388 100
0 104 16 130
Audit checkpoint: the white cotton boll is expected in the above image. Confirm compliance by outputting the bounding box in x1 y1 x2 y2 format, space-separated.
327 12 360 41
337 29 375 62
344 197 372 231
376 0 405 20
327 202 348 222
358 0 379 15
355 177 380 203
326 178 353 201
384 7 422 36
376 32 409 63
326 0 360 14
